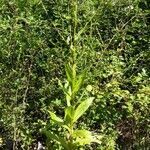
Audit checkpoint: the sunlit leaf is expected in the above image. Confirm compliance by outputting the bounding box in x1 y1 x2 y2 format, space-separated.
49 111 63 124
64 106 75 125
73 72 86 95
73 130 101 145
65 63 73 84
73 97 94 123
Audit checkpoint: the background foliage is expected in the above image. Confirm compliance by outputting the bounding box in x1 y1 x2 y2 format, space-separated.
0 0 149 149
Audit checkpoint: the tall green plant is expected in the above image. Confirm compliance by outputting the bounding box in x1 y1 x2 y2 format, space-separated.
43 1 100 149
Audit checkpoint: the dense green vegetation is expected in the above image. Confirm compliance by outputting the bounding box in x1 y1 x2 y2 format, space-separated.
0 0 149 149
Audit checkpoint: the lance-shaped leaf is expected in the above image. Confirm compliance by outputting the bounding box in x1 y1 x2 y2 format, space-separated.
72 71 86 95
73 97 94 123
65 63 73 84
49 111 63 124
64 106 75 125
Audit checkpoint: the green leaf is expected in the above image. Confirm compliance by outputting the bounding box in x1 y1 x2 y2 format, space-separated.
65 64 73 83
73 130 92 138
64 106 75 125
73 72 86 95
66 86 72 106
73 97 94 123
49 111 63 124
73 130 101 145
42 129 69 150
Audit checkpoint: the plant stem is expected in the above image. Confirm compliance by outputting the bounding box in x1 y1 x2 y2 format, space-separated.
70 0 77 64
13 114 16 150
66 1 78 149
